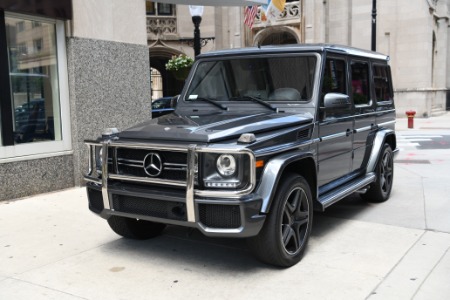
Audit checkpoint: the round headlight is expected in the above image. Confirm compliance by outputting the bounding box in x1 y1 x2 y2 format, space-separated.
216 154 236 177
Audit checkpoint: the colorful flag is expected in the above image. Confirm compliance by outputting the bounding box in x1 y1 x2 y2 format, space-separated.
244 5 258 29
265 0 286 23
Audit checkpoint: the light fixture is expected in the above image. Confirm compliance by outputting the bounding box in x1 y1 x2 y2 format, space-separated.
189 5 204 57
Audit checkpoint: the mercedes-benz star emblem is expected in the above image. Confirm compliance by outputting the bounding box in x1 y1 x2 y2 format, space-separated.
143 153 163 177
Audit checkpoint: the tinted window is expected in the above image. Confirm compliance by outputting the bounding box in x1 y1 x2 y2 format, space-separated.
351 61 371 106
321 58 347 104
185 55 317 102
373 65 393 102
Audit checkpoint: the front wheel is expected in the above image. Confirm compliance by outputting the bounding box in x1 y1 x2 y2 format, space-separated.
361 143 394 203
248 174 313 267
107 216 166 240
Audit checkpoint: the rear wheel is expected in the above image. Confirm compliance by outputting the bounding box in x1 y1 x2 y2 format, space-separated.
248 174 313 267
107 216 166 240
362 143 394 203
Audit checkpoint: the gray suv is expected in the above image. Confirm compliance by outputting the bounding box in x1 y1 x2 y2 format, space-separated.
84 44 397 267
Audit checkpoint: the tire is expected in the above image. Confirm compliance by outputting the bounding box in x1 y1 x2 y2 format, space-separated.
361 143 394 203
107 216 166 240
248 173 313 267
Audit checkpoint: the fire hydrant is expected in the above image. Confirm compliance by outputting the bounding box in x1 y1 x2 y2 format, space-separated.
405 110 416 129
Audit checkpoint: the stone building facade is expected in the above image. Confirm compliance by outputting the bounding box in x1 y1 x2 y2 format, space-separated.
151 0 450 117
0 0 151 200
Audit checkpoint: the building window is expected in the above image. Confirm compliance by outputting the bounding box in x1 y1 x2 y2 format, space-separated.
17 42 27 55
157 4 173 16
33 38 43 52
0 12 71 161
146 1 174 16
16 21 24 32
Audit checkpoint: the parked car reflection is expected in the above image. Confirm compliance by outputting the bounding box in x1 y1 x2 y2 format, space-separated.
14 98 53 143
151 96 178 118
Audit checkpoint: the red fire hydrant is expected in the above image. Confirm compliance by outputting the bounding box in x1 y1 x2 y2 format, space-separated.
405 110 416 129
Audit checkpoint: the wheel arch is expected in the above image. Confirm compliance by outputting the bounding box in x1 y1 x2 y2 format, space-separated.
367 129 397 173
256 151 317 214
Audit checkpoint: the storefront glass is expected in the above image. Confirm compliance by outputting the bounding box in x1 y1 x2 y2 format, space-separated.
5 16 61 144
0 12 70 161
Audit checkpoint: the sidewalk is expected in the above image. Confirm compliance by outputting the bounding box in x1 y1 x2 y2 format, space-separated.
0 113 449 300
396 111 450 132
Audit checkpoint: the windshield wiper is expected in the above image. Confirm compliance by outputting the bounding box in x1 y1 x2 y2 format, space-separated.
189 97 228 111
229 96 278 112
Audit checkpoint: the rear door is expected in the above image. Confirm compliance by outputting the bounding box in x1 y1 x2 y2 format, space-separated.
350 59 377 173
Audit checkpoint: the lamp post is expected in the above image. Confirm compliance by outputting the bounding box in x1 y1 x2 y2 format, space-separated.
371 0 377 51
189 5 204 57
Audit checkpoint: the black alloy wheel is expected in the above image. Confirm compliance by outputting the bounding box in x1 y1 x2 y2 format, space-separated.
281 186 310 256
362 143 394 202
248 173 313 267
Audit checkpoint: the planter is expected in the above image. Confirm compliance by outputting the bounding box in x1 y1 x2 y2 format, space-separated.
172 67 191 81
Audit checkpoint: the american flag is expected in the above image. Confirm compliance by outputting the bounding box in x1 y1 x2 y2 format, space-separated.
244 5 258 29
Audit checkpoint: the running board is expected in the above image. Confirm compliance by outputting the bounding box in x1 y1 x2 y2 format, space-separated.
318 172 376 210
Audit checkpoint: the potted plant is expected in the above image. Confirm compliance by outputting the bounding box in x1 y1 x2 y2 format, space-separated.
165 54 194 81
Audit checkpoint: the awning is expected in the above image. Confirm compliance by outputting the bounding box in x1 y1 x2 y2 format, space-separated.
155 0 266 6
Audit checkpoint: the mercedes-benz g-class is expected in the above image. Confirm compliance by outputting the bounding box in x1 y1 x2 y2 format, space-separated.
84 44 398 267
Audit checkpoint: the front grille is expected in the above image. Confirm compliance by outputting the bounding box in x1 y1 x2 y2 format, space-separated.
87 188 104 213
114 148 187 181
199 204 241 229
112 194 187 221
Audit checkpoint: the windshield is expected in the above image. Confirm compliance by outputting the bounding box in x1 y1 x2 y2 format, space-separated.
184 55 317 103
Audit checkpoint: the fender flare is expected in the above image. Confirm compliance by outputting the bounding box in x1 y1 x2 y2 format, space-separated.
366 129 397 173
255 151 315 214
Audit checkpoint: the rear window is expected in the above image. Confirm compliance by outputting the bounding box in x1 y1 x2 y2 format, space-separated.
373 64 393 102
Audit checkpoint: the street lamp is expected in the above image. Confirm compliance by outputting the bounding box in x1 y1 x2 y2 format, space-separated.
189 5 204 57
371 0 377 51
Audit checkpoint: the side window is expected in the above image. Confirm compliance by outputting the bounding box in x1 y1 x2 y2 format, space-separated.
373 65 393 102
320 57 351 121
322 58 347 97
351 61 371 106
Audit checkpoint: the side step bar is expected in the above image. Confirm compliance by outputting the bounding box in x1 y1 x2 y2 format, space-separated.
318 172 376 211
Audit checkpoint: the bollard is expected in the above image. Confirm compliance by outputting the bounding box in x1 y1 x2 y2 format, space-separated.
405 110 416 129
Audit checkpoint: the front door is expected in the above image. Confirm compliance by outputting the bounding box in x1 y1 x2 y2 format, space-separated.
317 56 353 188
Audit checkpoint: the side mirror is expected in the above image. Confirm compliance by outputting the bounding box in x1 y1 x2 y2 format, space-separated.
323 93 351 109
171 95 179 108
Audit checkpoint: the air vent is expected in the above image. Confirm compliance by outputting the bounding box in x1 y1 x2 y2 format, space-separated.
297 129 309 140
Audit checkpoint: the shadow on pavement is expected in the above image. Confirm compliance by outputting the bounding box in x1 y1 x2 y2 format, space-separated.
312 194 374 236
97 194 378 271
99 226 276 272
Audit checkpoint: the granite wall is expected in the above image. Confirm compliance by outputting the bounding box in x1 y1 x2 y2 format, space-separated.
0 154 74 201
67 37 151 186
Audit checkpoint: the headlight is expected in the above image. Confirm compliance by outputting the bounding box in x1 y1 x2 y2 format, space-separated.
202 152 251 190
216 154 236 177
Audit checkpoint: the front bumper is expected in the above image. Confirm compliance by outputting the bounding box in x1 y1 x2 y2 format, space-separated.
86 181 266 238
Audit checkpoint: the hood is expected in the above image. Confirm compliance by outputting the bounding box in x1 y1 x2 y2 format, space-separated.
118 111 313 143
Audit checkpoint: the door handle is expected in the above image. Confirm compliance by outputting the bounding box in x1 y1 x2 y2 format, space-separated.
346 129 352 137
